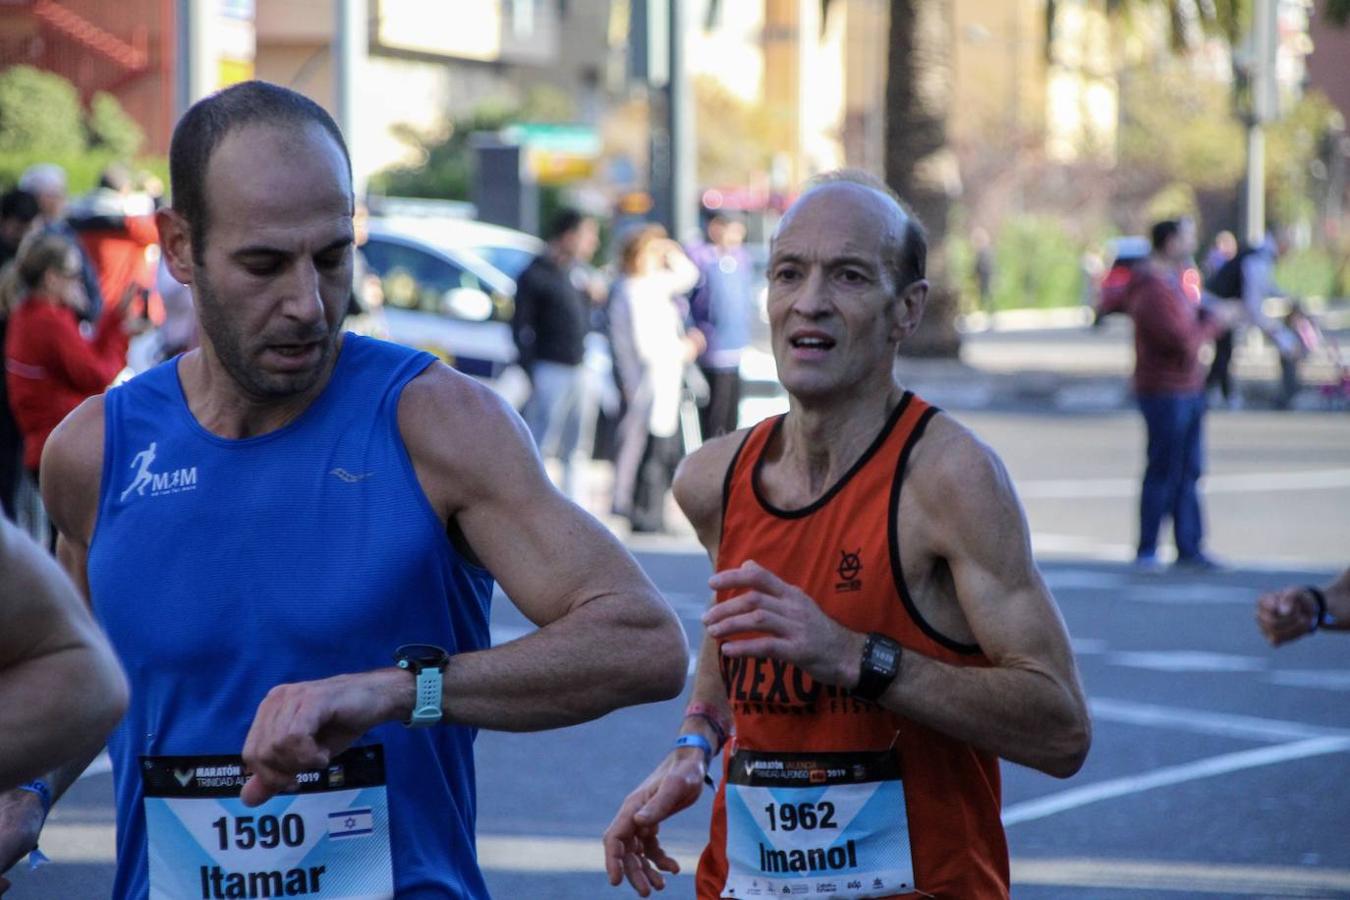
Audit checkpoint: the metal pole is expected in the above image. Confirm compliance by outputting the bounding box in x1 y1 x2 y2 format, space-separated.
667 0 696 242
1244 0 1276 245
333 0 367 196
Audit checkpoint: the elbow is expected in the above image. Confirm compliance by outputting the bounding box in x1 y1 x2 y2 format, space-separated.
1042 708 1092 779
628 613 689 704
90 654 130 740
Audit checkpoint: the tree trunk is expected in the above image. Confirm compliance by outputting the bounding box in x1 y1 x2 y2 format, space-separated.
885 0 963 357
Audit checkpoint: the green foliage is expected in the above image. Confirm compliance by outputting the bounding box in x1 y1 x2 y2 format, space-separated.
0 68 156 193
86 91 144 159
1276 247 1349 300
1144 182 1199 222
1118 64 1245 190
991 214 1092 309
0 65 84 157
1266 91 1340 227
370 87 575 201
694 76 789 187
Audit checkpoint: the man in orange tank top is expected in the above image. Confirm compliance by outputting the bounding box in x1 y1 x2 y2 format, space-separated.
604 171 1091 900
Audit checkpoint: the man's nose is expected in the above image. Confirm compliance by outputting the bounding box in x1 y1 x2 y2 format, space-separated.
282 261 326 325
792 269 833 317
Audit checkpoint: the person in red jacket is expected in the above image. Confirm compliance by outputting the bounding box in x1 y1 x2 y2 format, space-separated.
1097 218 1239 571
4 233 133 478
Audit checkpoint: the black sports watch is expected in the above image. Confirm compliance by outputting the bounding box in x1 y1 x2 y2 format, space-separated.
853 633 902 702
394 644 450 727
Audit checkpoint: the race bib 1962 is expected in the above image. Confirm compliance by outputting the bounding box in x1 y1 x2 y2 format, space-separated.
723 748 916 899
141 745 394 900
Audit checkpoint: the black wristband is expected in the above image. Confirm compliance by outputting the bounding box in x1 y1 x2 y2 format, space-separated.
1306 586 1328 633
854 633 902 702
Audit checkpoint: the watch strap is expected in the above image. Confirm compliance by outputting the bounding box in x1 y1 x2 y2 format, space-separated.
407 665 443 727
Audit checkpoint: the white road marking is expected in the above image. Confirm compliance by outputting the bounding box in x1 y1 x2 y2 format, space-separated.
1121 585 1252 605
1042 569 1130 590
1107 650 1268 672
1268 669 1350 692
31 825 1350 895
1002 735 1350 827
1032 533 1135 559
1018 467 1350 499
1089 697 1350 743
1010 857 1350 895
1069 637 1110 655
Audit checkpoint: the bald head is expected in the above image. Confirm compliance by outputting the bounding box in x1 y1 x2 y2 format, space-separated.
777 172 927 292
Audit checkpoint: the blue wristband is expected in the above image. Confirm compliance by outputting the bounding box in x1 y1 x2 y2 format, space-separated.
674 734 716 787
17 780 51 817
674 733 713 766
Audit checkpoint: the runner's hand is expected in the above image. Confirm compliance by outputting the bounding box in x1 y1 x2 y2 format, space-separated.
240 669 408 807
0 788 46 894
603 749 704 896
705 560 866 688
1256 587 1318 646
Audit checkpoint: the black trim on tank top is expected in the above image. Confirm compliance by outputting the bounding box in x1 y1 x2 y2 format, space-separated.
751 392 913 520
888 405 983 656
719 428 755 537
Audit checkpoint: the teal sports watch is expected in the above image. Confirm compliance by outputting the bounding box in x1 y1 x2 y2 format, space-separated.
394 644 450 727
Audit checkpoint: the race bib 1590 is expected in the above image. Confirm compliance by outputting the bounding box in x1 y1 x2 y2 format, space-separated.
723 748 916 899
141 745 394 900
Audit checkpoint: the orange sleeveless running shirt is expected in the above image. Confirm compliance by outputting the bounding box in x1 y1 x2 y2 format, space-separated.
696 393 1010 900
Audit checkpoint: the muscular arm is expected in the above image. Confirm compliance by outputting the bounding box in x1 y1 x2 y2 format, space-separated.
880 422 1090 777
242 364 689 803
0 399 122 881
402 365 687 729
0 518 127 791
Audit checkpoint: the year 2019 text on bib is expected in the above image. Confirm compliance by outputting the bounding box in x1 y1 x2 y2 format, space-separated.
141 745 393 900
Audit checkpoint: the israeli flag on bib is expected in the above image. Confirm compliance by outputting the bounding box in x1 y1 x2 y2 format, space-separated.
328 808 374 839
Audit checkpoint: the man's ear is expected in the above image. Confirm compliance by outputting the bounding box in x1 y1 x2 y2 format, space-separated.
891 279 929 342
156 208 195 286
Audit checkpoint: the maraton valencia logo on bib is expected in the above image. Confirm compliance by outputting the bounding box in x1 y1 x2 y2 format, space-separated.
120 442 199 502
835 549 863 593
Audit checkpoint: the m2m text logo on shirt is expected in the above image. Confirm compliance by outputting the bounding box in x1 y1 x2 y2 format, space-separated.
120 442 199 501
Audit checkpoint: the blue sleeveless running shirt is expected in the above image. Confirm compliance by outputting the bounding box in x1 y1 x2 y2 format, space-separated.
87 334 494 898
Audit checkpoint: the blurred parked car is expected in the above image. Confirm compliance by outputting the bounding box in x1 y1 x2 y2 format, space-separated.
361 218 544 408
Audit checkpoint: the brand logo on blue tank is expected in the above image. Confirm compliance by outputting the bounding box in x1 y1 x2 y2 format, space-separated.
120 441 199 502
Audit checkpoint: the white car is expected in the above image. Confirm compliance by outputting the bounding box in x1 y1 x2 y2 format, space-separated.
361 219 544 409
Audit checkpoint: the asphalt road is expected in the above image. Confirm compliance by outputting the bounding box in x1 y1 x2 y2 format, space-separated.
8 404 1348 899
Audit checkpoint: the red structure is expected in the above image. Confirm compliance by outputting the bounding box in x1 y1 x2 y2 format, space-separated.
0 0 175 153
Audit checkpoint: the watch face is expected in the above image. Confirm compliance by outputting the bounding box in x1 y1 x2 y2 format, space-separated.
395 644 449 668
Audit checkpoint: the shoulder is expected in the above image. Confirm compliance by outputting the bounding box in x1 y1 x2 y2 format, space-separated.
41 394 107 545
397 361 531 507
905 412 1020 539
673 426 754 549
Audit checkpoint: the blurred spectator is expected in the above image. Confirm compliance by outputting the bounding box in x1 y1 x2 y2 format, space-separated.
1202 229 1237 278
153 257 198 360
1256 567 1350 645
1278 301 1343 410
1097 218 1236 571
66 164 159 316
18 164 104 318
3 234 136 487
1203 230 1294 409
0 190 40 519
512 209 603 502
0 190 39 268
686 211 754 440
343 202 388 339
609 225 703 533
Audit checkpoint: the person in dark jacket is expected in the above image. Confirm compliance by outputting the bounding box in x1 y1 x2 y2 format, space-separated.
0 189 39 519
512 208 602 499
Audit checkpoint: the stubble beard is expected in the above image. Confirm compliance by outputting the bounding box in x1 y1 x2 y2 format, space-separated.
193 274 336 401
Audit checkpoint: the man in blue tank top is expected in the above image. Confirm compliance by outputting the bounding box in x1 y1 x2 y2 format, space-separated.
2 81 687 899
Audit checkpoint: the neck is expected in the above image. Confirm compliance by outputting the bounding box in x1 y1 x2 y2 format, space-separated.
176 339 340 440
779 377 907 496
